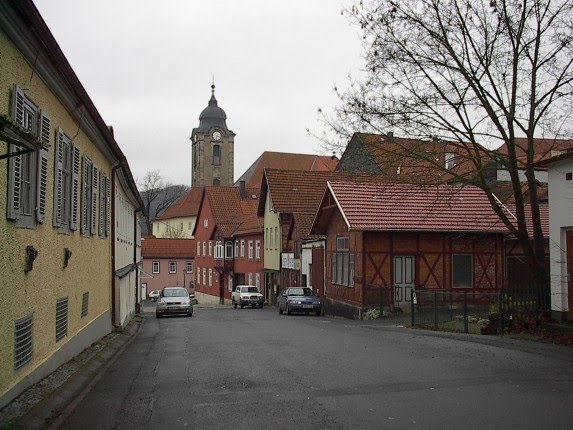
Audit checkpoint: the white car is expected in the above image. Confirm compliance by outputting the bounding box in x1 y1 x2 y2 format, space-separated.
148 290 160 301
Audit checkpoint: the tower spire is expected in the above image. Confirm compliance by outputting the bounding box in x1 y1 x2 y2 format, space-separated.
211 75 215 96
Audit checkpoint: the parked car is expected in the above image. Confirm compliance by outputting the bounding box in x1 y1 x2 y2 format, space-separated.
278 287 321 316
156 287 193 318
148 290 160 301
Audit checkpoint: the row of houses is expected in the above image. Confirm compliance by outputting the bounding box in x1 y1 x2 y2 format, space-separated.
1 1 144 408
144 133 572 324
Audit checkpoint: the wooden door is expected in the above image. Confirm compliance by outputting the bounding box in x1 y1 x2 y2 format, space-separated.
394 256 415 310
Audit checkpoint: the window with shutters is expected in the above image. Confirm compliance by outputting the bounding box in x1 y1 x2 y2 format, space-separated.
98 172 110 237
53 128 80 232
7 85 51 228
81 157 99 236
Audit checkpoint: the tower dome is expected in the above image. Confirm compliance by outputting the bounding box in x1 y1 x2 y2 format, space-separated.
195 84 229 133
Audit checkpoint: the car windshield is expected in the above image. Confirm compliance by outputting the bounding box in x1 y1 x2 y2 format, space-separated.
163 288 188 297
288 287 314 296
246 287 259 293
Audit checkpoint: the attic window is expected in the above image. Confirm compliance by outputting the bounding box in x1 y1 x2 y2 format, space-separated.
566 172 572 181
203 218 208 228
445 153 455 170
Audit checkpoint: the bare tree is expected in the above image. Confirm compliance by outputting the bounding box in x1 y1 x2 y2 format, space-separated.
139 170 188 234
324 0 573 290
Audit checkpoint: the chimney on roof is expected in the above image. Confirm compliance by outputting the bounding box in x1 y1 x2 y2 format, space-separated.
386 131 393 139
239 179 246 198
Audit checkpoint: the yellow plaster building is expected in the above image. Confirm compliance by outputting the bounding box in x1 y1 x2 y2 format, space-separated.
0 1 143 407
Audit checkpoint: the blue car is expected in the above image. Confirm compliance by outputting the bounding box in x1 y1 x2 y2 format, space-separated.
278 287 321 316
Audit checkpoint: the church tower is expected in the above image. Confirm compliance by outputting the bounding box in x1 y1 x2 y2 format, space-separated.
190 83 235 187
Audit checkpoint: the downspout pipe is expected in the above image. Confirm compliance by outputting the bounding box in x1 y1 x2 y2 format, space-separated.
111 161 122 328
134 207 142 315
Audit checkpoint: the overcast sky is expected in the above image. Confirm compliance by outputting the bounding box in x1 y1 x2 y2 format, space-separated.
33 0 364 186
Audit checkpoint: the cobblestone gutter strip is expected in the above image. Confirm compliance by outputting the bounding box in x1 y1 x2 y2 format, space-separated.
0 316 143 430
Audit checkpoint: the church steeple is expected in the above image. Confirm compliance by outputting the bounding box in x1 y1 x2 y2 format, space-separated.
190 84 235 187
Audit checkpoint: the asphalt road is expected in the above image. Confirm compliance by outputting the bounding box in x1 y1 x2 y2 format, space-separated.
58 305 573 429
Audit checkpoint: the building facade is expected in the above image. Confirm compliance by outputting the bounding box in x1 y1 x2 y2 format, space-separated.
141 237 195 297
0 1 142 407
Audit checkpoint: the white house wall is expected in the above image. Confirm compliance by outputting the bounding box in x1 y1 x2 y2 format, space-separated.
547 157 573 317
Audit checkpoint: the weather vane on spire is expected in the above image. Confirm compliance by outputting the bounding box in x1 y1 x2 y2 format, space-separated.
211 75 215 95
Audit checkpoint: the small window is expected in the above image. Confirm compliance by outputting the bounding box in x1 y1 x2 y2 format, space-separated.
445 152 456 170
186 261 194 273
197 241 201 257
234 240 239 257
55 297 68 342
225 241 234 259
202 241 206 256
240 240 245 258
204 218 208 228
152 261 160 274
208 241 213 257
248 241 254 260
214 241 224 259
452 254 473 288
169 261 176 273
208 269 213 287
337 237 349 251
213 144 221 166
213 178 220 186
81 292 89 318
196 267 201 284
14 314 33 370
255 240 261 259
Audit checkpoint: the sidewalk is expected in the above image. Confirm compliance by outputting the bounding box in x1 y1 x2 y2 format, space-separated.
0 316 144 430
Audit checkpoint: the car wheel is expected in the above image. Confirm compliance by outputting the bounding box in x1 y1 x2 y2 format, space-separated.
286 305 291 315
187 312 193 317
156 313 162 318
278 304 283 314
233 300 237 309
315 310 321 316
240 302 244 309
251 304 256 308
259 303 264 309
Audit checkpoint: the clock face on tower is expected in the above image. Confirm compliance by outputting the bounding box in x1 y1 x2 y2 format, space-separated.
212 131 221 140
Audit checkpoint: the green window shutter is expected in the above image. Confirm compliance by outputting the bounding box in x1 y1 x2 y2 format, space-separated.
39 111 51 147
36 148 49 223
105 174 111 237
91 166 98 235
99 172 106 237
36 112 51 224
70 146 80 231
6 144 21 220
81 157 92 235
53 129 64 227
11 85 24 126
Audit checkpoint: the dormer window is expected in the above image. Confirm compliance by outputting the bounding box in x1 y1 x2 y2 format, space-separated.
445 153 456 170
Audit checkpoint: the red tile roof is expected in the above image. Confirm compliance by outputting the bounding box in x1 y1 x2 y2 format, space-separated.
323 181 508 233
497 138 573 165
141 237 195 258
259 169 384 238
237 151 339 189
155 187 203 220
200 186 263 237
342 133 489 182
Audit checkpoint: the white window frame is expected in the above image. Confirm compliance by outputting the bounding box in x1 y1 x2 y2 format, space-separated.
208 269 213 287
186 261 193 273
240 240 245 258
255 240 261 260
152 261 160 274
169 261 176 274
248 241 254 260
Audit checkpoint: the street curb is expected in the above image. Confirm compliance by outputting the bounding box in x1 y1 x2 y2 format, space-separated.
14 316 145 430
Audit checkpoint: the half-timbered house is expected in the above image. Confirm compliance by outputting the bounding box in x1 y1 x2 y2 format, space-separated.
311 180 510 319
